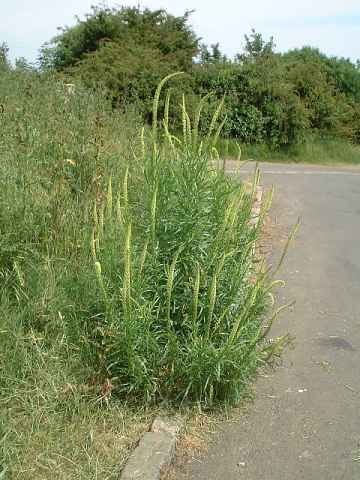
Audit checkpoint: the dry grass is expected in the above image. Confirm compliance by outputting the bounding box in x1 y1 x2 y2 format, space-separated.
4 409 150 479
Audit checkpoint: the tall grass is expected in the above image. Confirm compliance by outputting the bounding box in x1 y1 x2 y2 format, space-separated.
89 75 289 406
215 136 360 164
0 69 145 479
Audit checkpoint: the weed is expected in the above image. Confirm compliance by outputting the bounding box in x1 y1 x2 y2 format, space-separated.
90 74 288 406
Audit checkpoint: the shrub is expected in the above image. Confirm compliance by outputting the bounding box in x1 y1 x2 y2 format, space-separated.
39 5 198 107
88 74 290 406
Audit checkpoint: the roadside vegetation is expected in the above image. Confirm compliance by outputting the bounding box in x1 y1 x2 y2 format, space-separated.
1 3 357 478
36 5 360 160
0 64 291 477
0 66 149 479
215 136 360 165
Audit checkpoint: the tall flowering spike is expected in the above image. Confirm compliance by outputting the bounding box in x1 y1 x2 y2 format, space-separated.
182 94 187 144
123 223 132 318
192 263 201 325
95 261 107 301
106 176 113 220
116 192 123 225
150 186 158 243
206 96 225 142
91 228 97 260
237 143 242 161
164 89 171 133
123 166 129 220
152 72 183 145
99 202 105 236
193 92 213 149
140 126 146 160
93 200 98 227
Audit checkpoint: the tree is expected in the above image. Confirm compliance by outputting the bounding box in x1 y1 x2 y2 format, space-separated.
236 29 276 64
39 5 199 109
0 42 10 72
40 5 198 72
282 47 360 138
14 57 36 73
198 43 228 65
283 47 360 101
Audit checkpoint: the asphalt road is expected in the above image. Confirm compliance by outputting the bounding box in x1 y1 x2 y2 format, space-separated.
175 162 360 480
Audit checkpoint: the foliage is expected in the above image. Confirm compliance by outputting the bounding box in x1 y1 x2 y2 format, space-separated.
283 47 360 101
0 67 289 474
39 5 198 108
0 67 148 478
199 43 229 65
0 66 141 370
37 5 360 148
193 55 309 146
69 38 181 114
88 75 289 405
236 28 276 63
0 68 286 408
192 35 360 147
282 47 360 140
0 42 10 72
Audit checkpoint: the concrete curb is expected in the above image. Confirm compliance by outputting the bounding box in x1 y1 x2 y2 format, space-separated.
120 417 184 480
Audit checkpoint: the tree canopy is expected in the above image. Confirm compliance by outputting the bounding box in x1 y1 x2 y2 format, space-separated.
34 5 360 147
39 5 198 110
0 42 10 72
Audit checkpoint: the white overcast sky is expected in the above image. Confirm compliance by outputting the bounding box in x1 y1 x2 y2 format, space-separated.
2 0 360 64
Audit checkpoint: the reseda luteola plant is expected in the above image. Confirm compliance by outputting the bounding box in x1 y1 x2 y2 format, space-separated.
91 73 292 406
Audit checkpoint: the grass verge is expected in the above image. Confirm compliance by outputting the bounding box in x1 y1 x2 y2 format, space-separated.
215 136 360 165
0 69 149 479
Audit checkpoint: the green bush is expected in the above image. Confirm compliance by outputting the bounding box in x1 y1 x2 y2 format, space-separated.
39 5 198 110
37 5 360 149
192 51 310 148
0 67 141 352
88 75 289 405
0 68 146 476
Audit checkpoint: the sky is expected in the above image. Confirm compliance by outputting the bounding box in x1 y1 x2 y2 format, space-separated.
2 0 360 64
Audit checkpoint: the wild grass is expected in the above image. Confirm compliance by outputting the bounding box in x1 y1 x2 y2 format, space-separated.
0 301 152 479
215 136 360 165
0 68 147 479
0 69 288 477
